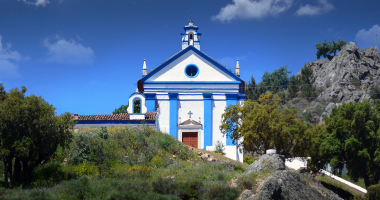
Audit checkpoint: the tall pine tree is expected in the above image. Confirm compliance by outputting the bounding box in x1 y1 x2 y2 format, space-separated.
300 65 316 101
245 76 263 101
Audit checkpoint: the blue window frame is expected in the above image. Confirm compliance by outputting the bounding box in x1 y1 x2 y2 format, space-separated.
184 64 199 78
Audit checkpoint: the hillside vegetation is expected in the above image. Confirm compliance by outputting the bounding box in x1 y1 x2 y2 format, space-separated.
0 126 250 200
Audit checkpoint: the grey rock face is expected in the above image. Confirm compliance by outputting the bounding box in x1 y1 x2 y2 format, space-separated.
298 42 380 123
254 170 343 200
246 154 285 174
239 189 255 200
298 42 380 104
254 177 282 200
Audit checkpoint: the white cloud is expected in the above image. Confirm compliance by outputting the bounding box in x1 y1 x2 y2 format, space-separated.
21 0 50 7
44 36 95 65
295 0 334 16
355 25 380 49
0 35 24 78
211 0 293 22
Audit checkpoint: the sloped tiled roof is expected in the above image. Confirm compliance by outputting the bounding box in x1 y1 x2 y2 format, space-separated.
74 112 156 121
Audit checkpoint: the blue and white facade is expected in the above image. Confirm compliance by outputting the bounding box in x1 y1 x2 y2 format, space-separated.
130 20 245 162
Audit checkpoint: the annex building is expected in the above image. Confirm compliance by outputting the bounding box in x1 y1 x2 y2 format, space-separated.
75 19 245 162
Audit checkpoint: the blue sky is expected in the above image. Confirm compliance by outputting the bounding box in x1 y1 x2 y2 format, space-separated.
1 0 379 115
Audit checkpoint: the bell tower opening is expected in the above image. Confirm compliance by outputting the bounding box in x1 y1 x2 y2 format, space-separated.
182 18 201 50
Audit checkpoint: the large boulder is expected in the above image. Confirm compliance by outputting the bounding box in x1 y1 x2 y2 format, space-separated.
297 42 380 105
254 170 343 200
246 154 285 174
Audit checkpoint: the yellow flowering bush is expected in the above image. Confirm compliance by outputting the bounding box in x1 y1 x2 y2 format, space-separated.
128 166 152 177
62 162 99 178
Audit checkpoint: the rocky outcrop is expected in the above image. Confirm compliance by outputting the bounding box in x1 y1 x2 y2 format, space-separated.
241 154 343 200
319 102 343 123
246 154 285 174
298 42 380 103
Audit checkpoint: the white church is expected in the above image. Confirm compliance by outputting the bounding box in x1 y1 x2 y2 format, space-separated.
75 19 245 162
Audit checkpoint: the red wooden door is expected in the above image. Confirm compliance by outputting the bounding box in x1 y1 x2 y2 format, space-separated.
182 132 198 148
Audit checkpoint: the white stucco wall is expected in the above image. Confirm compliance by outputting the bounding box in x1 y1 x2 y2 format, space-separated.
147 50 236 82
212 100 227 146
156 95 170 134
177 98 204 149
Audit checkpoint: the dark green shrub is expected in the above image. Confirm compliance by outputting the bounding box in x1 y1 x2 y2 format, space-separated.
104 180 151 200
177 179 204 200
366 184 380 200
76 175 91 200
352 194 366 200
203 182 240 200
152 177 177 195
237 172 257 191
105 190 142 200
244 156 258 165
28 190 52 200
302 111 313 122
225 162 245 172
145 194 181 200
69 131 99 164
157 135 174 151
32 161 66 187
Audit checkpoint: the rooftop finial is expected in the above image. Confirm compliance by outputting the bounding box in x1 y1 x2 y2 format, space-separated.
142 59 147 77
189 18 193 26
235 59 240 77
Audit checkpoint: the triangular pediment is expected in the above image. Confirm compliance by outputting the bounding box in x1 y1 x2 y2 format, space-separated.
179 119 202 126
141 46 242 83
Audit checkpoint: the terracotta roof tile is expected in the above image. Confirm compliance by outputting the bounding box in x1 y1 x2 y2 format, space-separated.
74 112 156 121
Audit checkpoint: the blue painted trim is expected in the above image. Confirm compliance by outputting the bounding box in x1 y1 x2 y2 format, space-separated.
226 94 238 146
145 93 156 112
144 88 237 90
129 92 145 99
182 40 200 42
226 93 238 100
184 64 199 78
169 93 178 139
75 120 155 124
203 93 212 150
238 94 246 100
184 27 199 31
158 99 229 101
145 91 238 94
140 45 243 82
132 97 142 114
143 81 241 84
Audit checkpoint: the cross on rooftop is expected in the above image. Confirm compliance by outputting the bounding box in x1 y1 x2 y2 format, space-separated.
188 111 193 118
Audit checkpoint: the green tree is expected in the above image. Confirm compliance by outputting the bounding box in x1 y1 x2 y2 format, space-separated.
113 104 129 114
287 75 300 99
307 101 380 188
0 85 73 187
220 92 313 157
299 65 316 101
245 76 261 101
262 66 291 94
316 39 346 60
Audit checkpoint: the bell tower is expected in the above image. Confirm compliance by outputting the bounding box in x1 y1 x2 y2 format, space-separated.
181 18 201 50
